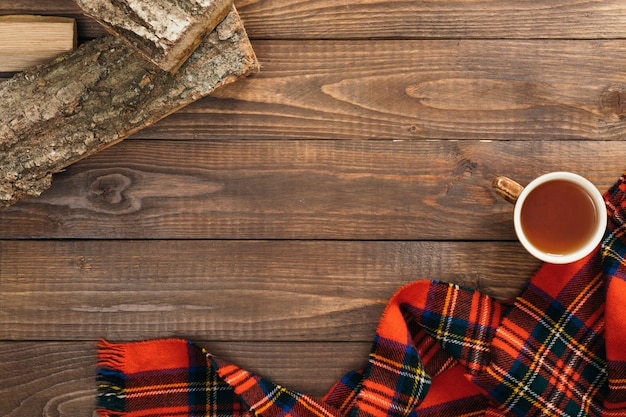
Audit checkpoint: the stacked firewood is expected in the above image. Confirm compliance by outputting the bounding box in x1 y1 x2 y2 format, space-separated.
0 0 259 207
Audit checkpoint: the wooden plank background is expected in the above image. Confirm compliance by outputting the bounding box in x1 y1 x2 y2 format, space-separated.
2 1 626 415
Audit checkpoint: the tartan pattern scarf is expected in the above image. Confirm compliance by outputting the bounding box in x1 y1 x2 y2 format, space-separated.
97 171 626 417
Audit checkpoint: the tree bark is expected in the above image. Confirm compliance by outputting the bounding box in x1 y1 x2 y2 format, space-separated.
0 7 258 208
73 0 233 73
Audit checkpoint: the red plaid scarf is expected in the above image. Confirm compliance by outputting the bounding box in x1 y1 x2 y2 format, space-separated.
97 172 626 417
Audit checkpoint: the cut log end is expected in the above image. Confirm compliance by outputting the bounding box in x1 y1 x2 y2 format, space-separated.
0 15 77 73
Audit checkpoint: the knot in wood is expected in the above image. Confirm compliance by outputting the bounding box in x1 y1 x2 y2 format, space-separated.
601 85 626 119
89 172 134 206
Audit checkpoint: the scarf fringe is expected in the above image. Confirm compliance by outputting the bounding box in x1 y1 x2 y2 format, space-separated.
96 339 127 417
97 339 126 369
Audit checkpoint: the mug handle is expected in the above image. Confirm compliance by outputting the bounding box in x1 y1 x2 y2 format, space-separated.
492 176 524 204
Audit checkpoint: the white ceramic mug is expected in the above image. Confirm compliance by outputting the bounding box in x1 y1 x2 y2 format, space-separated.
493 172 607 264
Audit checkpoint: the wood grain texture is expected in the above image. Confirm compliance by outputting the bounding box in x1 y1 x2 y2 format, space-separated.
4 0 626 40
0 341 370 416
235 0 626 40
0 140 621 240
125 39 626 141
0 15 76 72
9 39 626 141
0 240 537 341
0 1 101 42
0 342 97 417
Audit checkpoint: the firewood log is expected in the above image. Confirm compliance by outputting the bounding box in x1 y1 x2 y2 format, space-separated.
73 0 233 72
0 15 76 72
0 7 259 208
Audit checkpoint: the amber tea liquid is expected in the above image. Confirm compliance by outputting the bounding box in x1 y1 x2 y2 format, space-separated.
520 180 597 256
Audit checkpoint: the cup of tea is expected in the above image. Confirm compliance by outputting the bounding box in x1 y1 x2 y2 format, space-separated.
493 172 607 264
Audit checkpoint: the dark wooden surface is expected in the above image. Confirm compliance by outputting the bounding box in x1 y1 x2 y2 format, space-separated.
2 1 626 415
